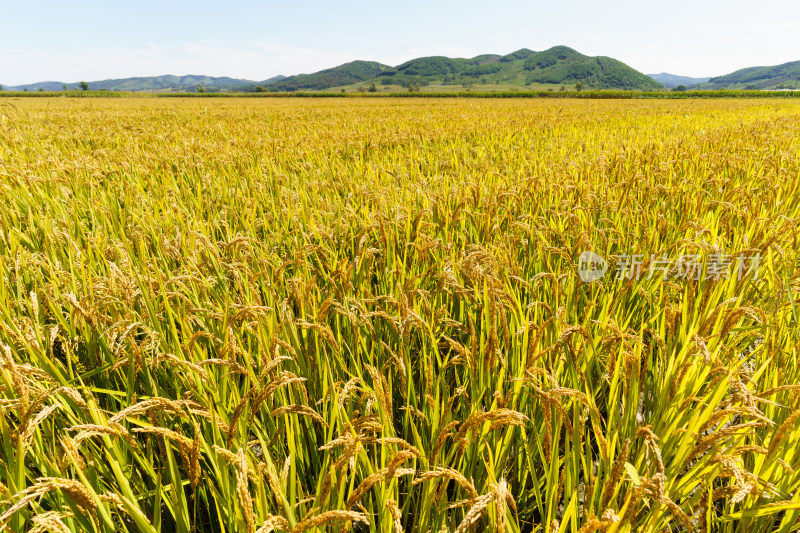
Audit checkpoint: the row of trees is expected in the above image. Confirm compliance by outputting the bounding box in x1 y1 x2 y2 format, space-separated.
9 79 793 95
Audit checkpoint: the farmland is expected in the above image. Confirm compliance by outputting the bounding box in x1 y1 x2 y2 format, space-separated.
1 97 800 532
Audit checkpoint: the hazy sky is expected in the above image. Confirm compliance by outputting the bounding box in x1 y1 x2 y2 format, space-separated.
2 0 799 85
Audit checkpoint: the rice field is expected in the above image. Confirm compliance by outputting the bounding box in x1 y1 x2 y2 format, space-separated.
1 97 800 532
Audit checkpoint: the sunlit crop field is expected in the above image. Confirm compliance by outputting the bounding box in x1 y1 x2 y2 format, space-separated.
1 97 800 532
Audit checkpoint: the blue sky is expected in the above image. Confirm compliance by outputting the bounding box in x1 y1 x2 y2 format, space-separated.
2 0 799 85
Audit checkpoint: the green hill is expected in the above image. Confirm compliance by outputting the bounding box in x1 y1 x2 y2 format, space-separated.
370 46 661 91
701 61 800 90
523 47 660 89
259 61 390 92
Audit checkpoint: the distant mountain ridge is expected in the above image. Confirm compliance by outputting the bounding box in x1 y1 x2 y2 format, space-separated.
5 50 800 94
1 46 664 93
647 73 710 89
3 74 285 93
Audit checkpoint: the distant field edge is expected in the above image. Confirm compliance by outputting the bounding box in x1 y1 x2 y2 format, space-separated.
2 90 800 99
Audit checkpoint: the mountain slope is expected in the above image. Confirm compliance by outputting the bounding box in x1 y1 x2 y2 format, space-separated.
260 61 390 91
647 73 710 89
702 60 800 90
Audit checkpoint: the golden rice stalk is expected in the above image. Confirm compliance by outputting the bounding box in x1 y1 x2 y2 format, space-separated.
366 437 424 460
1 355 29 414
58 435 86 473
69 423 137 448
493 479 509 533
345 467 416 509
213 444 240 464
255 515 291 533
290 510 369 532
257 460 284 508
29 511 74 533
453 493 494 533
228 388 259 447
636 426 664 475
280 454 291 487
759 384 800 398
634 473 693 531
386 499 403 532
431 420 459 464
733 445 769 456
365 364 393 424
338 377 363 408
0 478 96 528
18 404 59 451
380 340 407 390
197 358 248 375
257 355 294 382
27 386 86 415
251 372 307 421
295 321 340 353
318 431 356 452
132 426 193 448
577 508 620 533
270 404 327 427
386 450 418 476
768 409 800 455
412 467 479 500
237 448 256 533
688 421 767 461
108 397 186 424
600 438 630 509
453 408 528 444
327 434 364 474
189 424 201 489
698 407 771 435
